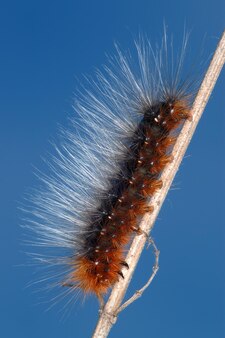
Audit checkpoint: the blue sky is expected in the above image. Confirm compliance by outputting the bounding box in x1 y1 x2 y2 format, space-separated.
1 1 225 337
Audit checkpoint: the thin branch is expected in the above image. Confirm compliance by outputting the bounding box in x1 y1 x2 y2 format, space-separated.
116 237 159 314
92 30 225 338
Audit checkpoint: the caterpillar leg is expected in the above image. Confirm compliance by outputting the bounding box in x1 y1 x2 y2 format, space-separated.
117 271 125 279
120 261 129 269
131 225 149 239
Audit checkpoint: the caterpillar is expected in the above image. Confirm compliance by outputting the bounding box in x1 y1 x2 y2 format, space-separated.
24 32 196 303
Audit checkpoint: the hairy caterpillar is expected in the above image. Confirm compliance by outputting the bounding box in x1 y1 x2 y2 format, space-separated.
24 32 196 303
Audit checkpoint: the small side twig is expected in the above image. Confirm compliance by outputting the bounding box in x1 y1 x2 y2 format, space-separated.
92 30 225 338
116 237 159 314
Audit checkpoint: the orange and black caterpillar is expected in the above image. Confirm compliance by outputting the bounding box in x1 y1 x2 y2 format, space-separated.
23 33 195 303
72 99 191 296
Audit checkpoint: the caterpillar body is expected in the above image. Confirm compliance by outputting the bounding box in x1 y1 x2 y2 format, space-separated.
24 34 195 301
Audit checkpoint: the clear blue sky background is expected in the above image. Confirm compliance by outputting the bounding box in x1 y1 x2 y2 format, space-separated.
1 1 225 337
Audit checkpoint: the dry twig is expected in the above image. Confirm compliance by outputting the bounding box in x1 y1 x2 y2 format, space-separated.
92 30 225 338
